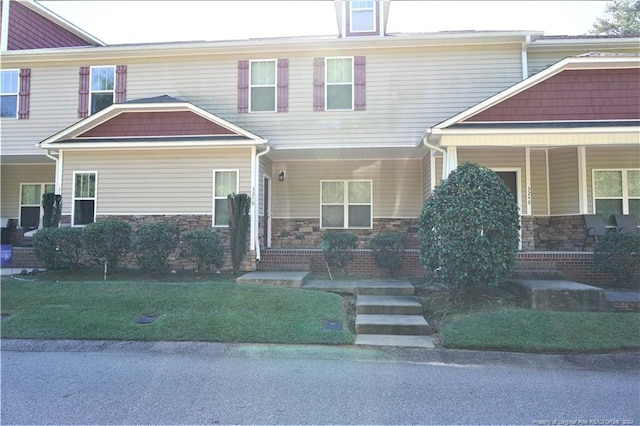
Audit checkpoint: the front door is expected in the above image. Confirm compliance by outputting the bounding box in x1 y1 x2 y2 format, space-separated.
496 171 518 206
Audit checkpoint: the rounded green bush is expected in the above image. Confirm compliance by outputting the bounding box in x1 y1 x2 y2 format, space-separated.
133 222 179 272
180 228 225 272
370 232 406 274
82 220 131 269
418 162 520 289
33 227 84 270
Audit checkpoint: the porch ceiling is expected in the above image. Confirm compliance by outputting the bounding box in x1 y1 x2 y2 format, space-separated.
267 145 429 161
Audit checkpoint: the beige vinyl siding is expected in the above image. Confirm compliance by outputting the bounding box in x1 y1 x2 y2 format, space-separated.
0 164 55 218
1 65 81 156
530 149 549 216
272 159 422 219
585 146 640 214
548 147 580 215
60 148 252 216
259 154 273 217
422 154 432 199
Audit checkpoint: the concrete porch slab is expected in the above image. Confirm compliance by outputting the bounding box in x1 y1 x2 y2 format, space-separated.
355 334 435 348
506 279 607 312
303 279 414 295
235 271 310 288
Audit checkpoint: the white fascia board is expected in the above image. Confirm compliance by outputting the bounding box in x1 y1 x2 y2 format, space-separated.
433 56 640 130
44 140 267 150
433 125 640 137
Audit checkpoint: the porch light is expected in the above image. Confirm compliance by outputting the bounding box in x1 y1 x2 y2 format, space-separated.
279 171 286 181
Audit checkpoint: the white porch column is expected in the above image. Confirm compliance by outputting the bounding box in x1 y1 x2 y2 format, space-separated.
442 146 458 179
578 146 588 214
525 147 532 216
249 146 256 251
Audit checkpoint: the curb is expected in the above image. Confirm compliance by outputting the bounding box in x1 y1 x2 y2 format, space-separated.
2 339 638 371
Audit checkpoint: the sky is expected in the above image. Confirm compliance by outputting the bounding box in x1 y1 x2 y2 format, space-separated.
37 1 612 45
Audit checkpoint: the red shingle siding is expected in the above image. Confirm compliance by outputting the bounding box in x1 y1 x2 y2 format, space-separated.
5 1 94 50
78 111 237 138
466 68 640 122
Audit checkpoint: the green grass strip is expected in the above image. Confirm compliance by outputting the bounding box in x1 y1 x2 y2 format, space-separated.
1 278 354 345
441 308 640 353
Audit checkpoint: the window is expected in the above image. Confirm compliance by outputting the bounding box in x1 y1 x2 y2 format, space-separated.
73 172 97 226
90 66 115 115
20 183 54 229
350 0 375 32
326 57 354 111
213 170 238 227
1 70 19 118
250 60 276 112
321 180 372 228
593 169 640 226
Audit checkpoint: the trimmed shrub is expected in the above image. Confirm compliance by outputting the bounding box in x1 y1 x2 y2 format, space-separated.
181 228 225 272
370 232 406 275
133 222 180 272
42 193 62 228
82 220 131 270
33 227 83 270
321 232 358 274
418 162 520 290
228 193 251 275
594 232 640 288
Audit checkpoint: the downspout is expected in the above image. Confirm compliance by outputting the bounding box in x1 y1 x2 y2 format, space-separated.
521 34 531 80
45 149 62 195
422 129 448 180
253 143 271 262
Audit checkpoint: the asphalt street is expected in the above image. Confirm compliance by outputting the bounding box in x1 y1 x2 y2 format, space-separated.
1 340 639 425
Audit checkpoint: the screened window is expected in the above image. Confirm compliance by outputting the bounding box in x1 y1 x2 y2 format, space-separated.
213 170 238 227
20 183 54 229
350 0 375 32
321 180 372 228
73 172 96 226
250 60 276 112
326 57 353 111
90 66 115 115
593 169 640 226
1 70 19 118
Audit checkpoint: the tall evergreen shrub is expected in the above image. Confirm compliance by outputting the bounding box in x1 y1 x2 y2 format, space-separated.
227 193 251 275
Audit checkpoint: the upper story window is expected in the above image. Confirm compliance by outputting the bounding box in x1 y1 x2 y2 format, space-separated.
326 57 354 111
90 66 115 115
78 65 126 118
238 59 288 113
593 169 640 226
350 0 376 32
1 70 19 118
250 60 276 112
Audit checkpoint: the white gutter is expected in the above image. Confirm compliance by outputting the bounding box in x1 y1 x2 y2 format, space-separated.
521 34 531 79
253 143 271 262
422 129 449 180
45 150 62 195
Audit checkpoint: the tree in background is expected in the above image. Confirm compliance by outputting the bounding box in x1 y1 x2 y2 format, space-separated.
590 0 640 36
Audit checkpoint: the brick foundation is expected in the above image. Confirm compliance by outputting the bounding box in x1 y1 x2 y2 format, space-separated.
270 218 420 249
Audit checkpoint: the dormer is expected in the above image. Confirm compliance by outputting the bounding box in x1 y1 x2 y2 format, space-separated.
335 0 390 38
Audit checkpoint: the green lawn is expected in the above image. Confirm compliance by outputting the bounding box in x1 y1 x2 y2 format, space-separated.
441 308 640 353
0 277 354 345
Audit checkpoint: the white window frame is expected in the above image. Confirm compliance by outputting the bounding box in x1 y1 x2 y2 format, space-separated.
350 0 376 33
89 66 115 115
592 168 640 226
249 59 277 113
72 171 97 227
213 169 239 228
19 183 54 229
1 69 19 119
320 179 372 229
325 57 354 111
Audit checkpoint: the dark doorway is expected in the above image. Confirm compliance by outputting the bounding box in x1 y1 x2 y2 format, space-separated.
496 171 518 205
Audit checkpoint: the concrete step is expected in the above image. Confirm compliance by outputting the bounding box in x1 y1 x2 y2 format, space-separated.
356 295 423 315
506 279 607 311
355 314 429 335
235 271 310 288
355 334 435 348
357 280 415 296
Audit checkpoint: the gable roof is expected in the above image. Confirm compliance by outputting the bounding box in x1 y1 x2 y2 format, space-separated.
431 54 640 135
40 95 268 150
